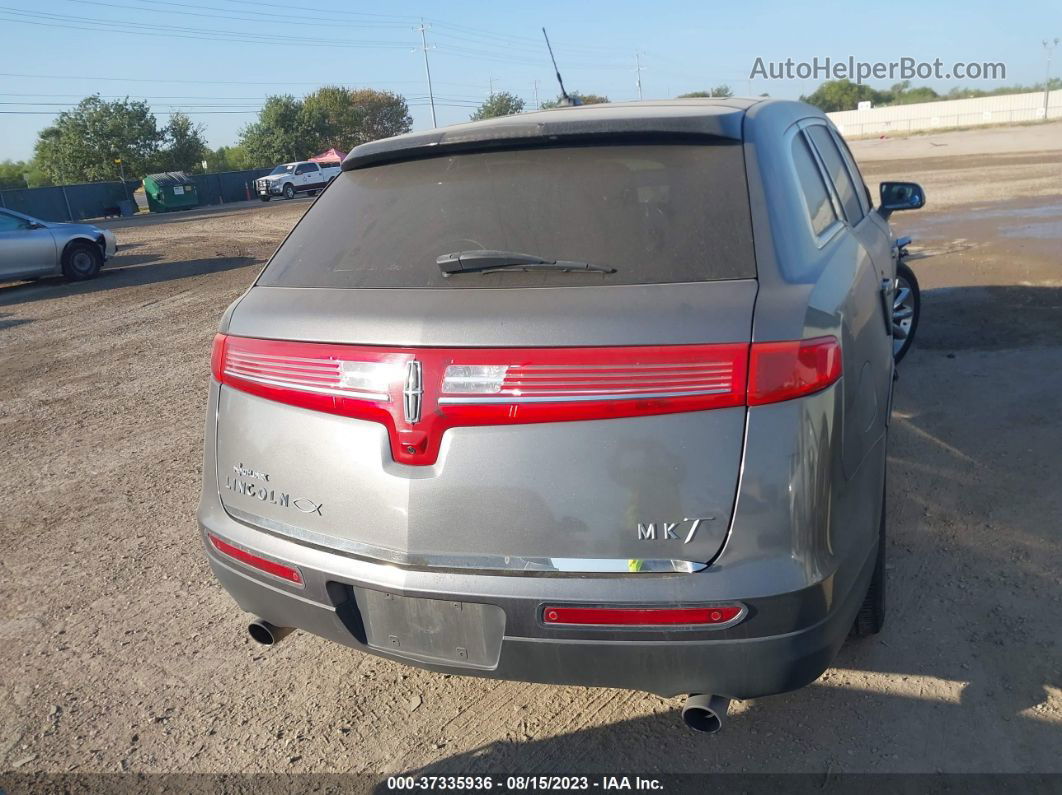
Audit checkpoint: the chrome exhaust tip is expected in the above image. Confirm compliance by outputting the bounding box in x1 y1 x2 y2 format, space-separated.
247 619 293 646
681 694 730 734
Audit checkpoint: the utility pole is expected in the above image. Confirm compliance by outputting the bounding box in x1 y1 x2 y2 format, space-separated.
635 52 644 100
1044 38 1059 121
413 19 437 128
532 79 540 109
489 75 495 98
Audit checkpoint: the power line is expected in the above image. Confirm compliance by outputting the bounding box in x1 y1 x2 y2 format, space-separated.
73 0 633 59
0 72 490 89
0 109 262 114
0 7 415 49
63 0 411 30
0 92 269 99
214 0 417 22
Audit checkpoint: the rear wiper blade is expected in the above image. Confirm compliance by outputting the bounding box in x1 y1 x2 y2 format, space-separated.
437 250 616 276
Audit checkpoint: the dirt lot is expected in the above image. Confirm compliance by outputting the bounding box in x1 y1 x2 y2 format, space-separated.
1 125 1060 780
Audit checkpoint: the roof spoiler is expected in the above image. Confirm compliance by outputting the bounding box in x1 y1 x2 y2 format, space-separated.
342 112 744 171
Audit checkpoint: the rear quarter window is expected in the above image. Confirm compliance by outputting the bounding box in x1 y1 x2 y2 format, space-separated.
806 125 863 224
791 133 838 238
258 141 756 289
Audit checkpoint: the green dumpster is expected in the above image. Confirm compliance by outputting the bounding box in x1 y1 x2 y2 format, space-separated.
142 172 199 213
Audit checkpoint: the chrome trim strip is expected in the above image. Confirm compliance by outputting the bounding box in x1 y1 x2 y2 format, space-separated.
225 358 340 376
497 381 733 391
222 369 389 402
438 388 733 404
512 363 735 371
226 350 346 367
223 505 706 575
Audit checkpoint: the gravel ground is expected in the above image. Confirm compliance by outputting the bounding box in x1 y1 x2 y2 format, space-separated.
852 121 1062 209
0 125 1059 781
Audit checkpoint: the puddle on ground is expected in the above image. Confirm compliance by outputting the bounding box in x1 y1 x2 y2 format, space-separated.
998 220 1062 240
900 199 1062 242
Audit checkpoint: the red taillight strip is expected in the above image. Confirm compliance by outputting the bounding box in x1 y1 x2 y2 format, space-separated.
443 349 742 403
747 336 842 406
542 604 744 627
208 533 303 586
209 334 841 466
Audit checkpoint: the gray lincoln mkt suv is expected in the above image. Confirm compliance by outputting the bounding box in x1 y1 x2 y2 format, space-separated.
198 98 925 732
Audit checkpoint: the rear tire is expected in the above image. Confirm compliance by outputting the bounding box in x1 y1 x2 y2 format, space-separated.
259 196 270 202
850 497 886 638
893 261 920 363
61 241 102 281
283 183 295 200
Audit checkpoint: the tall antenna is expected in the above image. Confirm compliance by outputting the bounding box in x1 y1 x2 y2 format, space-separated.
542 27 578 106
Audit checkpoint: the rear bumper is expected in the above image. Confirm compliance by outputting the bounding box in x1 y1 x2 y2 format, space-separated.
198 501 873 699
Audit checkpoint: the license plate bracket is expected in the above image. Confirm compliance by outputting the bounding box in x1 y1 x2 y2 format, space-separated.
356 588 505 669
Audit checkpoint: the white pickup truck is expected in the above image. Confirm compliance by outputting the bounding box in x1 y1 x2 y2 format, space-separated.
256 160 340 201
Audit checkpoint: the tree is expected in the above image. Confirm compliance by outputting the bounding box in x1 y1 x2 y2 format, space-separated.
882 81 940 105
33 95 163 183
0 160 29 190
470 91 525 120
156 112 209 173
800 79 888 112
678 85 734 98
238 95 313 166
205 145 258 172
345 88 413 146
301 85 361 150
239 88 412 165
540 92 609 109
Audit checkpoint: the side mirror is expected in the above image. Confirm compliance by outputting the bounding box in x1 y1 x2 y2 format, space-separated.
878 181 925 218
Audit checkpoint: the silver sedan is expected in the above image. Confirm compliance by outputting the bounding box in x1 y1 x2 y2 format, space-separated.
0 207 117 283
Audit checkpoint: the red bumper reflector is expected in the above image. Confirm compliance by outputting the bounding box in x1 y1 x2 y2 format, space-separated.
542 605 743 626
208 533 303 586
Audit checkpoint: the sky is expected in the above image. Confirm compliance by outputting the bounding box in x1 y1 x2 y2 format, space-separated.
1 0 1059 161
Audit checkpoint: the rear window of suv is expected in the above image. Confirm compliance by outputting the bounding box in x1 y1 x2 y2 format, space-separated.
258 141 755 288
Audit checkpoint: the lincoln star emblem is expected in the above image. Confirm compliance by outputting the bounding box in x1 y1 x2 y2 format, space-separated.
403 360 423 424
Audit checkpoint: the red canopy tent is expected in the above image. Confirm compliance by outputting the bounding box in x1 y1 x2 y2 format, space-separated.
309 148 347 164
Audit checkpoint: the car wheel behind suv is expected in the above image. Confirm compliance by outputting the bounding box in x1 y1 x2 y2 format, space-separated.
260 196 270 202
893 261 920 363
283 183 295 200
850 496 886 638
61 241 103 281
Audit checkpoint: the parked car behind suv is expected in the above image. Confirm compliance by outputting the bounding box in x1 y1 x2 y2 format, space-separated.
256 160 340 201
0 207 117 283
199 99 925 732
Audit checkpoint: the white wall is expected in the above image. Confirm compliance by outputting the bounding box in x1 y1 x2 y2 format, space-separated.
828 90 1062 137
